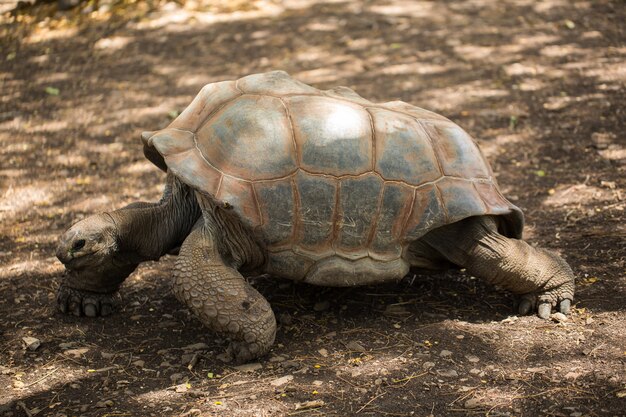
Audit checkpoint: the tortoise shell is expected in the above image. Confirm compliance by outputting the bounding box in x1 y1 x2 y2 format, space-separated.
143 71 523 282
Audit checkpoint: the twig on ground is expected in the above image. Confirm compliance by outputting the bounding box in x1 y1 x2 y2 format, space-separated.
24 367 58 387
356 391 386 414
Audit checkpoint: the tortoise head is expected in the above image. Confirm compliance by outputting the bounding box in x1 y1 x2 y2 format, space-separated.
56 213 132 293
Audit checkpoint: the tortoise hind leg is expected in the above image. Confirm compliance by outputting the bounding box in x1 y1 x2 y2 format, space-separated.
172 219 276 363
404 239 454 272
421 216 574 318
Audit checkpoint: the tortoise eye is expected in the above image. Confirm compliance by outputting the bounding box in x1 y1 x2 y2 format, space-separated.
72 239 86 251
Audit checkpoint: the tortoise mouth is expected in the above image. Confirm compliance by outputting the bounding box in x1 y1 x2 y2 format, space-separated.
57 247 105 271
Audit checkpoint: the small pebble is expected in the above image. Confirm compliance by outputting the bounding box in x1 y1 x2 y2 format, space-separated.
183 343 209 351
95 400 114 408
465 355 480 363
437 369 459 378
64 348 89 358
270 375 293 387
464 398 481 409
170 373 183 383
181 353 195 365
175 383 189 393
22 337 41 351
234 362 262 372
345 341 366 352
551 312 568 322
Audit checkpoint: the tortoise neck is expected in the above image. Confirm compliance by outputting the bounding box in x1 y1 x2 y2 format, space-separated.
109 174 201 262
197 194 266 273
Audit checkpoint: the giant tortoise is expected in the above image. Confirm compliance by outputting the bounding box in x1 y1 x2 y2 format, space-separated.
56 71 575 362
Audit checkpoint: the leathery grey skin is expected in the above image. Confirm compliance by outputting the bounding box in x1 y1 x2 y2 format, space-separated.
171 196 273 363
422 216 573 318
56 174 201 317
56 71 575 363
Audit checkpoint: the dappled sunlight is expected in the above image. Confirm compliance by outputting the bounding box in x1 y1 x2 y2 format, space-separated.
533 0 588 14
34 71 71 84
0 184 55 215
293 47 355 67
0 257 62 280
133 387 284 415
454 43 522 64
479 132 530 159
24 26 78 44
109 102 183 122
513 33 561 47
331 349 417 381
131 0 283 32
504 62 544 77
368 0 459 22
24 119 68 133
379 61 460 76
69 194 114 213
52 153 90 168
120 160 159 175
93 35 132 52
296 64 364 85
543 184 617 207
175 73 228 88
597 147 626 162
540 43 593 57
2 139 35 153
303 19 343 33
517 78 548 91
419 80 509 112
582 59 626 83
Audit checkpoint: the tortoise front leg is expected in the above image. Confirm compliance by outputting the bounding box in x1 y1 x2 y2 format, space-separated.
172 220 276 363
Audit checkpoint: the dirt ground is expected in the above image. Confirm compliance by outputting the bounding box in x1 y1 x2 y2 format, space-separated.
1 0 625 416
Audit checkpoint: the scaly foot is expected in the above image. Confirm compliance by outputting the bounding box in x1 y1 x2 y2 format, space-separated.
57 280 118 317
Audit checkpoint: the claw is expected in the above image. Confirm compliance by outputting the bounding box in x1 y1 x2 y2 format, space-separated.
84 303 97 317
559 299 571 315
56 284 117 318
100 303 112 317
518 299 532 315
58 296 68 313
538 303 551 319
71 303 82 317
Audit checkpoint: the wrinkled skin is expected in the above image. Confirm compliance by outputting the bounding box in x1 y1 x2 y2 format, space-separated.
56 174 200 317
422 216 574 319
